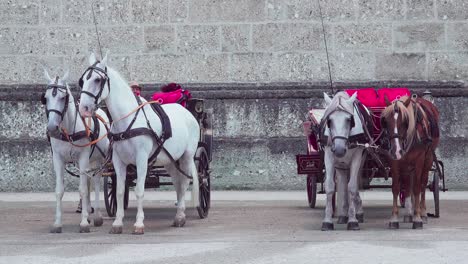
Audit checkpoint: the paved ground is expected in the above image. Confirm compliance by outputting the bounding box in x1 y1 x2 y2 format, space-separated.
1 191 468 264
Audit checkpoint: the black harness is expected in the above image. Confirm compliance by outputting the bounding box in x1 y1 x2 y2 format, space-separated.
41 77 69 121
79 61 110 105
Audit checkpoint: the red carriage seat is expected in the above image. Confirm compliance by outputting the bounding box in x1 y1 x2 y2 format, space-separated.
377 88 410 105
345 87 410 108
151 83 191 107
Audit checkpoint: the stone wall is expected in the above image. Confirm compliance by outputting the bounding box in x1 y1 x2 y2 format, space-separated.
0 0 467 191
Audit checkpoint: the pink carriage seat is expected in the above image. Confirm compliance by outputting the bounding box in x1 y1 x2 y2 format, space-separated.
345 88 380 107
151 83 192 107
377 88 411 105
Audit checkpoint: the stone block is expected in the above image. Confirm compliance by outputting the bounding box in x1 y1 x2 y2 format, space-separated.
221 25 250 52
0 28 47 55
87 26 144 55
436 97 468 138
276 52 328 82
40 0 61 24
447 23 468 51
0 1 39 25
144 25 176 53
375 53 426 80
0 56 22 84
108 55 132 82
95 0 132 25
334 23 391 50
177 25 220 53
394 22 445 51
63 56 88 85
169 0 188 23
62 0 93 25
428 52 468 81
358 0 404 21
132 0 169 23
22 56 65 84
331 51 376 81
131 54 187 83
406 0 435 20
188 0 265 22
252 23 322 52
437 0 468 20
266 0 286 20
286 0 356 21
186 54 229 82
46 27 88 56
230 53 275 82
0 101 46 140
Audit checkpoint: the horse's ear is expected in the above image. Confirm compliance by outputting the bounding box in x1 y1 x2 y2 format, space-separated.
347 92 357 104
101 50 109 66
43 67 53 83
323 92 332 106
384 94 391 106
403 96 412 107
88 53 97 65
62 69 70 82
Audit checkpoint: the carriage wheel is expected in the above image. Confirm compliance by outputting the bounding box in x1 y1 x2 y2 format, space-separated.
195 147 211 219
307 175 317 208
103 175 129 217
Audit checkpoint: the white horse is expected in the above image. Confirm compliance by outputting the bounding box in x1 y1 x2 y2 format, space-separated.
321 91 366 231
42 69 110 233
78 53 200 235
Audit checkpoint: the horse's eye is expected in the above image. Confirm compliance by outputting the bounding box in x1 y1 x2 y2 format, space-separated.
94 79 100 83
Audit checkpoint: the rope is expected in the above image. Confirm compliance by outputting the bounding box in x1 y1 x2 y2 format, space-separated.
317 0 334 95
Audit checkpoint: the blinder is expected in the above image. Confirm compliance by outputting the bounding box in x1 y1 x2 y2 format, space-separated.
42 82 69 120
41 92 46 105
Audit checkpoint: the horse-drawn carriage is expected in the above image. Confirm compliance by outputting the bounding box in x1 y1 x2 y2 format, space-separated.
101 88 213 219
296 88 446 218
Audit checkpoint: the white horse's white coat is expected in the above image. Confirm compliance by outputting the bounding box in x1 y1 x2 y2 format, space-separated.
78 53 200 234
43 69 109 233
322 92 365 230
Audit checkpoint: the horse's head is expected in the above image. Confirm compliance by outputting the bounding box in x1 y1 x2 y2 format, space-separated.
323 92 357 158
42 68 70 135
381 95 414 160
79 52 110 117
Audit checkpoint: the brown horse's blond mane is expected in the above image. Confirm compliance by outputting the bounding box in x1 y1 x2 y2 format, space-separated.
381 96 416 147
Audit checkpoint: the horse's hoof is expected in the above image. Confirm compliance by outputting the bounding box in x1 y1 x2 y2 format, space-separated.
50 226 62 233
421 216 428 224
347 222 360 231
109 226 123 234
173 218 186 227
356 213 364 223
412 221 423 229
132 227 145 235
403 215 413 223
321 222 334 231
337 216 348 224
94 217 103 227
79 225 90 233
388 222 399 229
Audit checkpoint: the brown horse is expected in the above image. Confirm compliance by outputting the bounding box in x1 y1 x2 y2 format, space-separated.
381 95 439 229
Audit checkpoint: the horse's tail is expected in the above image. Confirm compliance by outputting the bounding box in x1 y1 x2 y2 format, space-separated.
191 158 200 208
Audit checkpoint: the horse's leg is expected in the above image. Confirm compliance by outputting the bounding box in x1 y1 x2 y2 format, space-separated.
78 156 91 233
322 149 335 231
93 175 103 227
51 155 65 233
404 167 414 223
420 150 433 224
110 156 126 234
355 192 364 223
389 160 400 229
412 156 424 229
347 149 363 230
132 153 149 235
336 169 349 224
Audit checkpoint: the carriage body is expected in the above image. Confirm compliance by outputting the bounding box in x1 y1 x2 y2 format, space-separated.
296 88 445 215
102 97 213 219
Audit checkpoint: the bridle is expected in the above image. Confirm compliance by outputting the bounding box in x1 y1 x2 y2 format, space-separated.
325 97 355 146
41 76 70 121
79 61 110 105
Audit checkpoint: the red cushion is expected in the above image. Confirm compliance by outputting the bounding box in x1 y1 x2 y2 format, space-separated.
377 88 411 106
345 88 380 107
151 89 191 107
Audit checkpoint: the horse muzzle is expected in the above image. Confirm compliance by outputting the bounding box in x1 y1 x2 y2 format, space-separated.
79 104 96 117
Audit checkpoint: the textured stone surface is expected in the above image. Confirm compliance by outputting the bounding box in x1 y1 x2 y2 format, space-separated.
40 0 61 24
358 0 405 20
230 53 275 82
253 23 322 52
47 27 88 56
131 0 168 23
22 56 65 84
144 26 175 53
428 52 468 81
0 28 48 55
62 0 93 25
376 53 426 80
334 23 391 50
447 23 468 51
394 23 445 51
0 1 39 25
221 25 250 52
189 0 265 22
169 0 188 23
438 0 468 20
406 0 435 20
131 54 187 83
177 25 220 53
276 53 328 82
0 102 45 140
331 52 376 81
187 54 229 82
0 57 22 84
87 26 144 55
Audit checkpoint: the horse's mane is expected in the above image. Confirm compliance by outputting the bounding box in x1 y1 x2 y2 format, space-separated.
106 67 130 90
322 91 353 119
381 96 416 147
